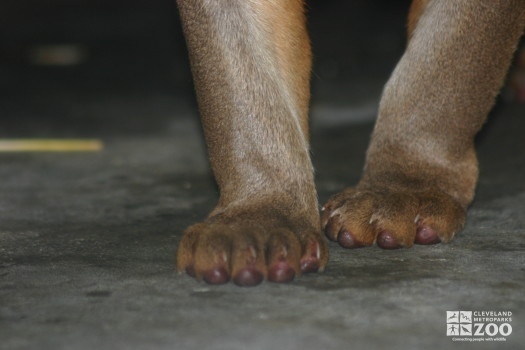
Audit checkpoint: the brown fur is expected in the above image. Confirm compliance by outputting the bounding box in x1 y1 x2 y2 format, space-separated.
176 0 525 285
407 0 429 40
324 0 525 249
176 0 326 286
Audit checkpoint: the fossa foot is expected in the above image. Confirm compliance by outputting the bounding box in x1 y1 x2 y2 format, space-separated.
177 209 328 286
322 185 465 249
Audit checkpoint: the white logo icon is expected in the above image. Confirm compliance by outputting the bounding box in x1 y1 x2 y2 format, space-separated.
459 311 472 323
459 323 472 336
447 323 459 336
447 311 472 336
447 311 459 324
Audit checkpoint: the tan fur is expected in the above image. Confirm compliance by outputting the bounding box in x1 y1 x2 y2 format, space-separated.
256 0 312 137
367 0 525 207
324 0 525 249
407 0 429 40
176 0 326 285
176 0 525 284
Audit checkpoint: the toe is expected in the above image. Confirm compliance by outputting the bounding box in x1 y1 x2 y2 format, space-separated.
324 190 378 248
266 230 301 283
203 266 230 284
418 191 466 243
268 261 296 282
376 230 403 249
323 215 342 241
233 267 264 286
230 235 266 287
415 225 441 245
299 233 328 273
193 229 232 283
337 229 366 248
176 223 204 274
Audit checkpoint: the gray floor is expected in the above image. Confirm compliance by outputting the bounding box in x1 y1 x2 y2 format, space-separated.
1 1 525 349
1 94 524 350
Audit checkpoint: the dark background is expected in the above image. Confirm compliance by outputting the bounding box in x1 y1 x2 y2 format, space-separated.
0 0 412 136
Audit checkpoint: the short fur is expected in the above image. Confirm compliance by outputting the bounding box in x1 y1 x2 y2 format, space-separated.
176 0 525 286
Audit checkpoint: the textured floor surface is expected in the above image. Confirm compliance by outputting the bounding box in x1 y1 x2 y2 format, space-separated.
1 1 524 349
1 99 524 350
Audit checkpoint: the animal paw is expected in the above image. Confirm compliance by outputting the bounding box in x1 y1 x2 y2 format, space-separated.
177 213 328 286
322 187 465 249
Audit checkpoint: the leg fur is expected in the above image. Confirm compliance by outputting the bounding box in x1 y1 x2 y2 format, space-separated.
324 0 525 249
366 0 525 206
176 0 327 285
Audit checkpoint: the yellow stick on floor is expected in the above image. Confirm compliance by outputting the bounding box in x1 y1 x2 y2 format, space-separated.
0 139 104 152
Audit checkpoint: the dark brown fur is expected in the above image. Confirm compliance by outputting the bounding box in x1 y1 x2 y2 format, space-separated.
176 0 525 285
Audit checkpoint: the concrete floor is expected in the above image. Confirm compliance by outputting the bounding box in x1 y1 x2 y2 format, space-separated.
1 1 524 349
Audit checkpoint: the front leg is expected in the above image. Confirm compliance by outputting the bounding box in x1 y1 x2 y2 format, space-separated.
175 0 327 285
323 0 525 248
